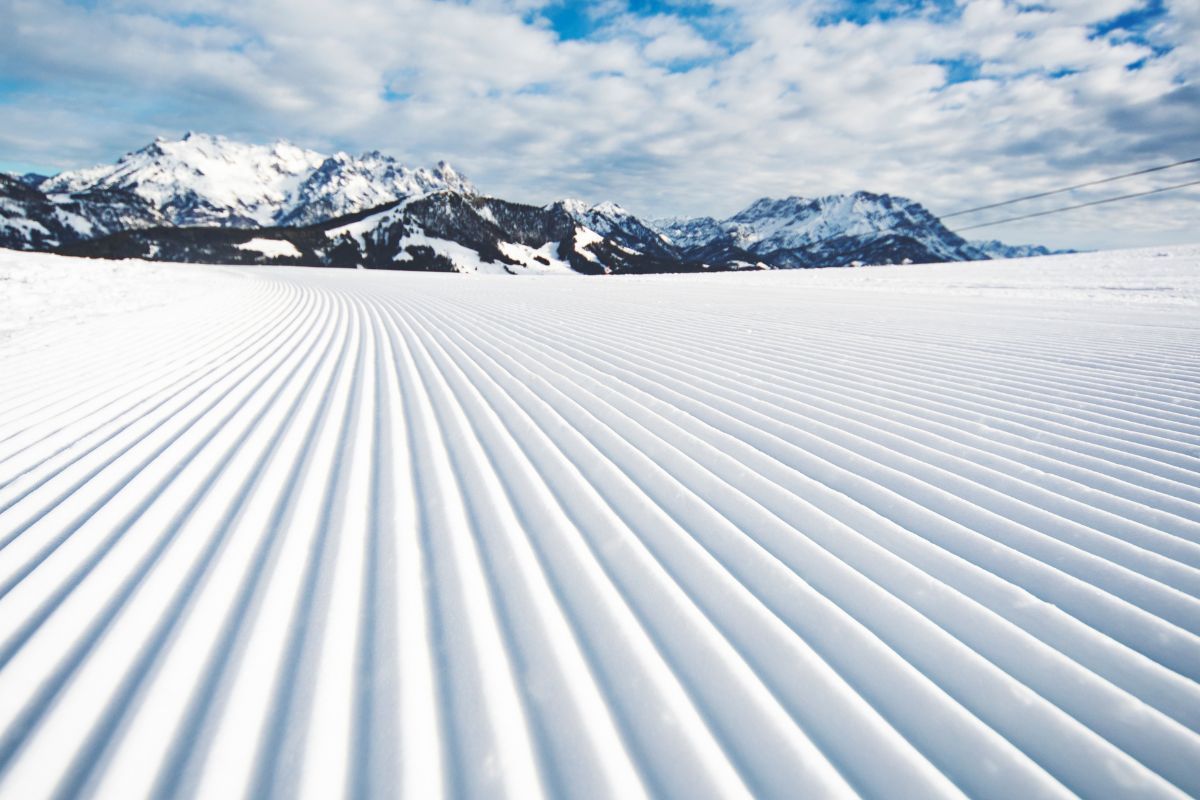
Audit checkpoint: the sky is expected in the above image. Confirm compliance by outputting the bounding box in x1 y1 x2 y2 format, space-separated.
0 0 1197 249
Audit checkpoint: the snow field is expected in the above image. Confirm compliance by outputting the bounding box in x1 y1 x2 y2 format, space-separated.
0 247 1198 798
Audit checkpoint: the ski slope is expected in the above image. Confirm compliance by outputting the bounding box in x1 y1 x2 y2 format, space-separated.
0 246 1198 799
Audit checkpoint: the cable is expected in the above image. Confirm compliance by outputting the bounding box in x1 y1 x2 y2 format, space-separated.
950 178 1200 232
941 156 1200 218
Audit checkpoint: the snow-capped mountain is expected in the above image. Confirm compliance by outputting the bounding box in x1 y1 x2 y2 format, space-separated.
51 185 1058 276
5 133 1064 273
655 191 982 268
40 133 328 227
549 199 678 260
276 152 475 227
970 239 1077 260
1 173 164 251
651 215 727 250
39 132 474 229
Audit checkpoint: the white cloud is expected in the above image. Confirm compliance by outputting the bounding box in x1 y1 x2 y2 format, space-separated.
0 0 1196 250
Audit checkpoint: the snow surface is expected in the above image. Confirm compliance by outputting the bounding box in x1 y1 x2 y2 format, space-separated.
392 231 512 274
496 240 575 274
0 245 1199 798
0 250 240 344
762 244 1200 306
0 210 49 239
323 200 413 249
234 238 302 259
573 225 604 263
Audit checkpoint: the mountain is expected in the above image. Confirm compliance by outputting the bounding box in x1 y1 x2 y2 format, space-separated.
277 153 475 227
38 132 474 228
58 192 721 275
654 191 984 268
970 239 1077 260
549 199 679 261
47 186 1052 275
5 133 1065 273
1 173 164 251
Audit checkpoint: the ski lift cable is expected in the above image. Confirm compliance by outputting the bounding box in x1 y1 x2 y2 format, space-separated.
951 178 1200 232
942 156 1200 219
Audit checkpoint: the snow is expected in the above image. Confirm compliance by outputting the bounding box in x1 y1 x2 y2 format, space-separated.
651 215 724 249
761 243 1200 306
43 133 328 226
323 200 413 249
392 231 510 274
51 208 95 238
0 211 49 239
550 197 592 217
40 134 475 229
574 225 604 263
234 238 302 259
591 200 627 217
278 152 477 226
0 249 240 344
656 192 975 263
497 240 574 274
0 245 1199 798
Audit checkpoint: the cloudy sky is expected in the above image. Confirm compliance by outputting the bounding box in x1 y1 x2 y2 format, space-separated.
1 0 1196 249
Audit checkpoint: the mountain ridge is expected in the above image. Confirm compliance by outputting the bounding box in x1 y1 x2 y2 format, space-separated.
4 133 1060 274
969 239 1077 260
38 132 475 230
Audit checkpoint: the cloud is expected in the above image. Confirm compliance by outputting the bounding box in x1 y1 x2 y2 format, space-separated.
0 0 1196 249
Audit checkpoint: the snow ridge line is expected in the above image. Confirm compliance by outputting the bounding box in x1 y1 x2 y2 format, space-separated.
459 299 1200 611
447 290 1200 508
0 279 298 440
500 296 1200 459
418 293 1200 672
0 281 312 515
403 293 1200 724
0 263 1198 799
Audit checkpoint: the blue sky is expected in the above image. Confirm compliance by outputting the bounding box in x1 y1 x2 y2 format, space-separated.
1 0 1197 249
540 2 721 38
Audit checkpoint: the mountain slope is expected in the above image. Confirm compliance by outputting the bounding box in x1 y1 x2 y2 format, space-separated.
550 199 679 261
53 188 1034 275
58 192 723 275
1 173 164 251
277 153 475 227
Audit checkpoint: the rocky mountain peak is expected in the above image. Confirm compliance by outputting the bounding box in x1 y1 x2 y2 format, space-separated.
36 134 476 229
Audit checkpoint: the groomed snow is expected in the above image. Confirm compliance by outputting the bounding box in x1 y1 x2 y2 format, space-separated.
0 245 1198 798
